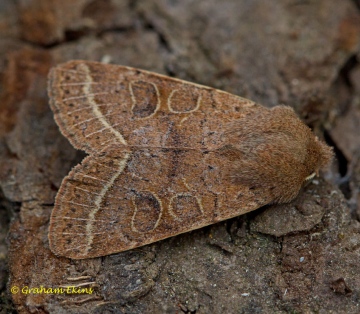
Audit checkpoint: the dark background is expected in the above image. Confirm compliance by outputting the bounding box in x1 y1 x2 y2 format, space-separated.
0 1 360 313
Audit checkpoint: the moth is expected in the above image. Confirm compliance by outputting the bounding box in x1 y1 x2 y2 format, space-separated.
48 60 332 259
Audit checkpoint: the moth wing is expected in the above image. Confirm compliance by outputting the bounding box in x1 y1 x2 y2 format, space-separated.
49 146 272 259
48 60 273 259
48 60 259 153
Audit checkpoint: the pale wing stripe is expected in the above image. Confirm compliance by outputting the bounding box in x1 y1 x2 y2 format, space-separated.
100 138 117 146
85 153 131 254
72 112 122 127
73 186 125 201
73 187 109 198
84 122 122 138
81 63 127 145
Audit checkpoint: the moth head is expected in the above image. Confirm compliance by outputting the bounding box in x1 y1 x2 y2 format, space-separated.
302 134 333 183
222 105 333 204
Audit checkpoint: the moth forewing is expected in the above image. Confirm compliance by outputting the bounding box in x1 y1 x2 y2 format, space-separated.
48 60 332 259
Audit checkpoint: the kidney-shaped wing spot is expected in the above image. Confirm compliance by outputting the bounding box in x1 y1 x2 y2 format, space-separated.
168 193 204 222
130 190 164 233
129 80 161 119
167 88 202 113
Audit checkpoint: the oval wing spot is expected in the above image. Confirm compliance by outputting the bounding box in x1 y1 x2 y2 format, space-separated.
131 191 163 233
169 193 204 221
168 89 201 113
129 81 160 118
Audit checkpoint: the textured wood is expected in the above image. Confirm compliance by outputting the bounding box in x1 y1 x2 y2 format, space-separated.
48 60 332 259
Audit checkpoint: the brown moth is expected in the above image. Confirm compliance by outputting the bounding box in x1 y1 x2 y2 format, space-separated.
48 60 332 259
